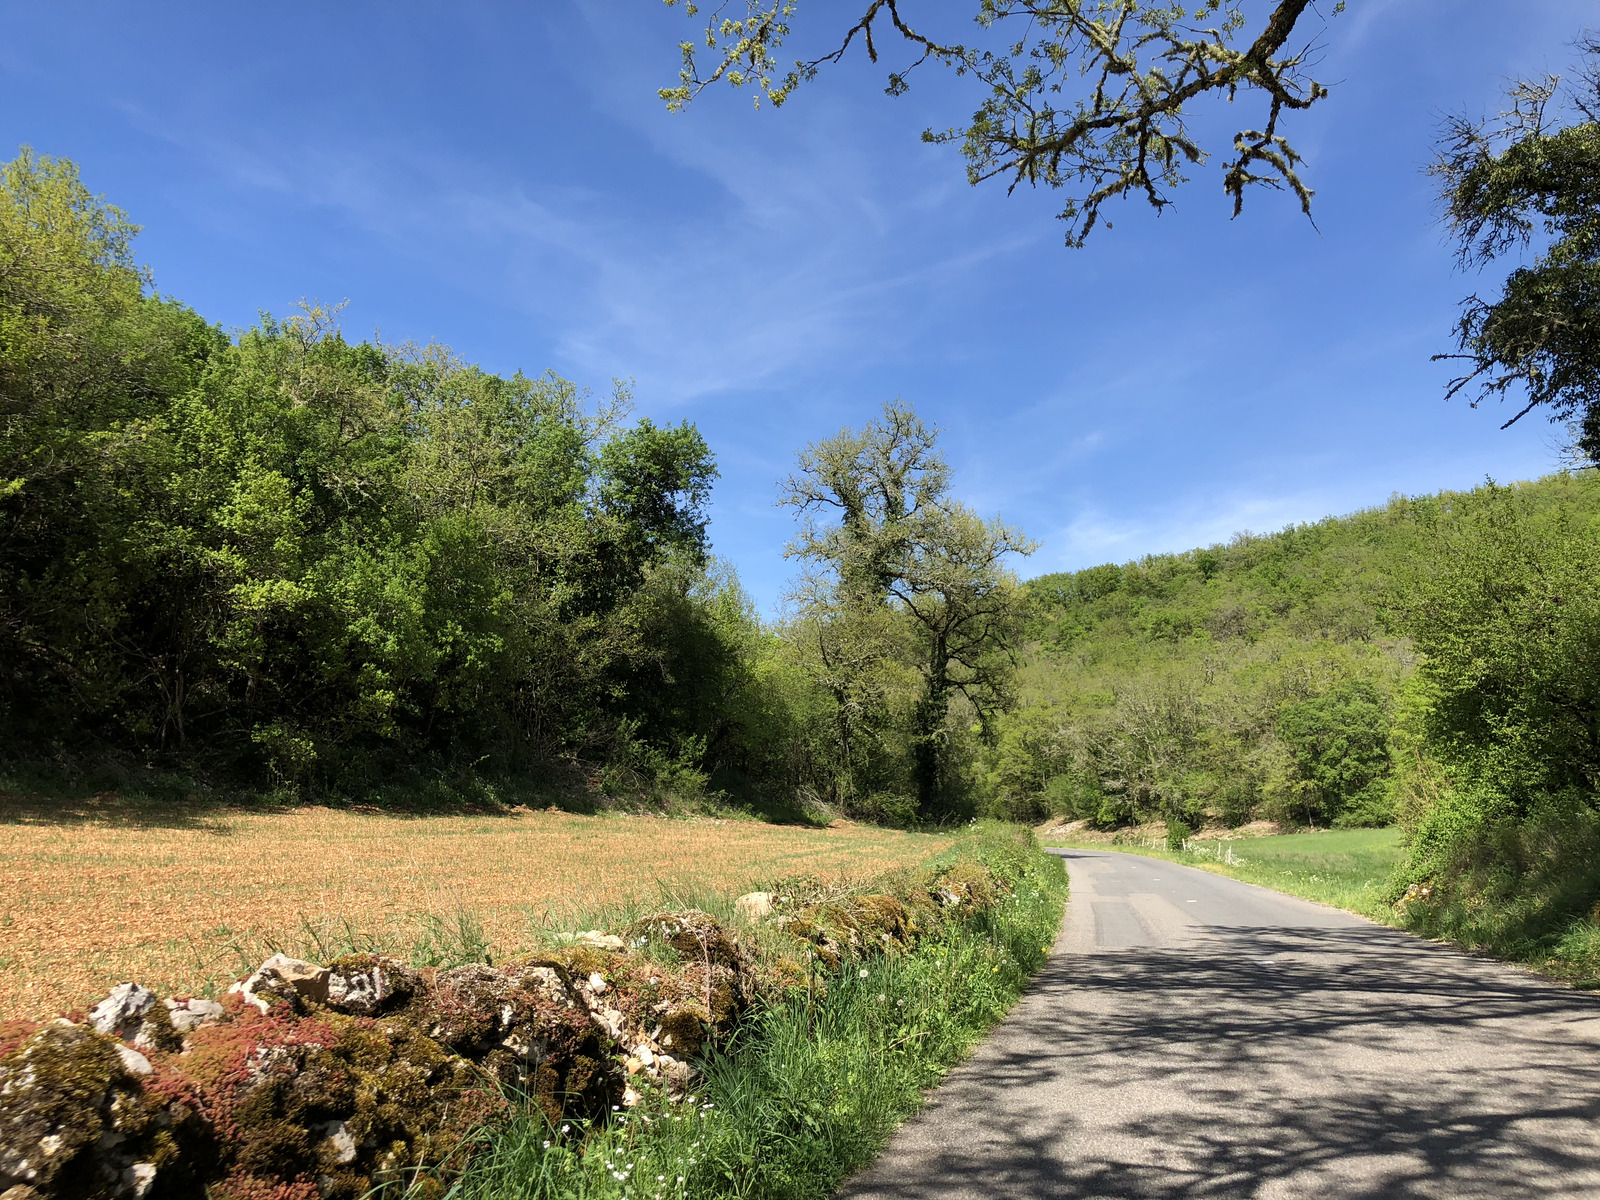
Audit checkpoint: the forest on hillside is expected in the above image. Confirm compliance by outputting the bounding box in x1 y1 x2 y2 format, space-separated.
987 476 1600 834
996 471 1600 959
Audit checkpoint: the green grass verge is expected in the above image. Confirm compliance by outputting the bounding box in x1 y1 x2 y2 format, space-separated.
1043 828 1403 919
455 823 1068 1200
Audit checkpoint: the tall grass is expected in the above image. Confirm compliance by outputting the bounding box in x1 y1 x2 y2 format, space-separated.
1391 802 1600 984
1182 828 1403 918
455 824 1067 1200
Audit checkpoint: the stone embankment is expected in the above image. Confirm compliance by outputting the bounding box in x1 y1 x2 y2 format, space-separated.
0 861 1002 1200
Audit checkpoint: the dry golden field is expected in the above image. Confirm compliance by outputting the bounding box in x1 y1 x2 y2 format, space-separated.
0 799 950 1020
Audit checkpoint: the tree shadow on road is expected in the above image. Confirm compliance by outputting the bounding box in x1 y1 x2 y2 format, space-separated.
837 907 1600 1198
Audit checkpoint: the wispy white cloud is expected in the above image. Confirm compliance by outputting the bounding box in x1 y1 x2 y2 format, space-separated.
118 80 1031 409
1045 487 1342 573
21 0 1579 616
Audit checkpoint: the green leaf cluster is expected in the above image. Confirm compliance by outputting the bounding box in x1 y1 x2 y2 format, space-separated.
1387 480 1600 956
1433 42 1600 459
661 1 1334 246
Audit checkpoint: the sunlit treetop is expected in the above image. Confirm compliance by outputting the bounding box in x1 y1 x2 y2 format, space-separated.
661 0 1343 246
1431 36 1600 460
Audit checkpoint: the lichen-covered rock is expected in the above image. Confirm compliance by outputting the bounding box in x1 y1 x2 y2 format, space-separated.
424 963 618 1123
6 878 993 1198
849 894 918 947
84 986 182 1059
88 986 155 1043
778 915 846 970
0 1020 201 1200
0 1021 122 1195
178 1006 494 1200
112 1046 152 1078
735 892 774 921
322 955 418 1016
627 910 742 971
227 957 330 1016
652 1003 710 1059
776 888 959 974
162 1000 223 1037
932 860 1002 910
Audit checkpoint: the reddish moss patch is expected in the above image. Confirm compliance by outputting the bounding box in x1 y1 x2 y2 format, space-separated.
0 1020 201 1200
7 884 1004 1199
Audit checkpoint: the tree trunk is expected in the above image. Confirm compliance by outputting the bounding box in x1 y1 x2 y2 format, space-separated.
913 640 949 819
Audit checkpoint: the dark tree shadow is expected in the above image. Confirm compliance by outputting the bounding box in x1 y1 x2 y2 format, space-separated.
838 859 1600 1199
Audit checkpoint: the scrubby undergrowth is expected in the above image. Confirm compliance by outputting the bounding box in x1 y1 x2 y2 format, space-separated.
1387 800 1600 985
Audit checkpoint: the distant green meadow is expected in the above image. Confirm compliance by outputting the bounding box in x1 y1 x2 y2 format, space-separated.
1044 826 1600 987
1044 827 1406 920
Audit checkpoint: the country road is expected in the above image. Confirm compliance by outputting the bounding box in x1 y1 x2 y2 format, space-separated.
834 847 1600 1199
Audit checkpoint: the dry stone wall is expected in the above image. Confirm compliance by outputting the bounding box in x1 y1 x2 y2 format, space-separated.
0 865 1002 1200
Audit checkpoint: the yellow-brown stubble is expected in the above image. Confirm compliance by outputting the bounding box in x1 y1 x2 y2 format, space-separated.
0 801 948 1020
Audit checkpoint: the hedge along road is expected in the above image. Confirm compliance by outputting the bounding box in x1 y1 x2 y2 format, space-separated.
834 847 1600 1199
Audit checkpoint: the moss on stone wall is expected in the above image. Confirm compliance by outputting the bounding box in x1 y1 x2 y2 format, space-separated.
1 859 1014 1199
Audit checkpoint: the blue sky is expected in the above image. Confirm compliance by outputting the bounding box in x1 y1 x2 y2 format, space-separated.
1 2 1592 610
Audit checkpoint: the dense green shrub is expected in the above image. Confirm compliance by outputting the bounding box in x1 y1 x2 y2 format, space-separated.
1274 680 1393 827
1389 482 1600 955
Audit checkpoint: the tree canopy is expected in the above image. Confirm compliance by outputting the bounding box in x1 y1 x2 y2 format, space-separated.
0 148 1050 824
0 149 732 791
780 401 1034 816
1433 39 1600 461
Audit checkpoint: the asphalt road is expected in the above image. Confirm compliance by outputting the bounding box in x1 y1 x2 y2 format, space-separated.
834 847 1600 1199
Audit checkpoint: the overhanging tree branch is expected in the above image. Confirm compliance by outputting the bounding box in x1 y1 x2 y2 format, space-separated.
661 0 1339 246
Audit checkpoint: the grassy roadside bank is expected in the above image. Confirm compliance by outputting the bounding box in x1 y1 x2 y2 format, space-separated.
1044 827 1600 987
458 824 1068 1200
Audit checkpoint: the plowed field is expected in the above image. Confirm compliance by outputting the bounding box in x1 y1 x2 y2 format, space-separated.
0 801 948 1019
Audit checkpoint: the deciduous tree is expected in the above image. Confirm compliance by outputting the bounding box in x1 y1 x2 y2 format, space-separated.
1433 38 1600 460
780 400 1034 816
